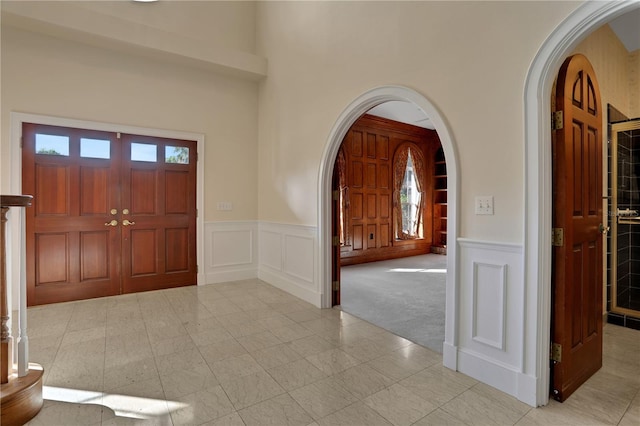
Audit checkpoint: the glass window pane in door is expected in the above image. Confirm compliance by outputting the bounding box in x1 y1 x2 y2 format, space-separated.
80 138 111 159
35 134 69 156
165 146 189 164
131 143 157 162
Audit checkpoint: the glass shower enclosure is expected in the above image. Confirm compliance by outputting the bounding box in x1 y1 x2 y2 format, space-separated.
610 118 640 319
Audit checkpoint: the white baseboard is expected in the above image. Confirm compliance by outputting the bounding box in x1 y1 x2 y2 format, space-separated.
204 268 258 285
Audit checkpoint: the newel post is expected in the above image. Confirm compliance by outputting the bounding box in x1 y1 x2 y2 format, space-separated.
0 195 32 383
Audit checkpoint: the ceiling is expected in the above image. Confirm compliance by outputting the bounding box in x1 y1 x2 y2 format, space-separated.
369 8 639 130
608 8 640 52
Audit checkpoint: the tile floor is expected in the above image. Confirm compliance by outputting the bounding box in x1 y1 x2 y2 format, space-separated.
20 279 640 425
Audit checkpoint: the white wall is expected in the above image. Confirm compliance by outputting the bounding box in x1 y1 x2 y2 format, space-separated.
255 0 581 242
1 25 260 222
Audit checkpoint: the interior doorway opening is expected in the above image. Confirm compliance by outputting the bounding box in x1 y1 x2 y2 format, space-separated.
318 85 459 370
525 0 640 406
330 99 449 354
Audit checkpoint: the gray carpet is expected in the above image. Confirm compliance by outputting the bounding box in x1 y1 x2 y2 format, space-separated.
340 254 446 353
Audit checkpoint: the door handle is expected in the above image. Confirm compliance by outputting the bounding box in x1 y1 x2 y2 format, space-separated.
105 219 118 227
599 223 610 235
122 219 136 226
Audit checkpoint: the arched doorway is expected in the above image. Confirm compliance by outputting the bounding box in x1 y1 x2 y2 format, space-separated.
524 0 640 406
317 86 460 369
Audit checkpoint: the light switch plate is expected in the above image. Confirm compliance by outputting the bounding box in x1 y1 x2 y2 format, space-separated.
475 196 494 215
216 201 233 211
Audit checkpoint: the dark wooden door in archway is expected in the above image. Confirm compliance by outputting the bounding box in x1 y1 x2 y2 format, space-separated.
551 54 604 401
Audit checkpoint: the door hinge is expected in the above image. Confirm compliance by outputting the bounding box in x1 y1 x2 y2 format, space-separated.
550 342 562 363
117 132 121 139
332 236 340 246
552 111 564 130
332 281 340 291
552 228 564 247
333 190 339 201
196 265 199 273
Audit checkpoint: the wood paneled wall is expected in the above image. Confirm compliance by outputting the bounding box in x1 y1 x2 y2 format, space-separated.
339 114 441 266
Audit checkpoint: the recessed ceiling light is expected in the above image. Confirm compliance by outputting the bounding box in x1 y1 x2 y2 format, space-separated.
133 0 158 3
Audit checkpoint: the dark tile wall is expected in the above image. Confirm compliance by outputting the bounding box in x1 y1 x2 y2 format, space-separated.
607 105 640 329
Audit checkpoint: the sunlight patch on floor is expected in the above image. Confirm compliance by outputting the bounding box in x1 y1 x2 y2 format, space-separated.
43 386 188 420
387 268 447 273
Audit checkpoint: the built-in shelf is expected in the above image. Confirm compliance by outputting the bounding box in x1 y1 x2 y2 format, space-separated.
433 147 447 253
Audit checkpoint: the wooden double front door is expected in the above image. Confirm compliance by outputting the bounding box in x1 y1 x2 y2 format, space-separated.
22 123 197 306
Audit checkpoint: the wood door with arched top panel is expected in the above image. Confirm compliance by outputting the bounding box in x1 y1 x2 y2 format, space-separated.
551 54 603 402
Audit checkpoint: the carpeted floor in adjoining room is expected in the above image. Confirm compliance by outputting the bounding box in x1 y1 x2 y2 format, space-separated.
340 253 447 354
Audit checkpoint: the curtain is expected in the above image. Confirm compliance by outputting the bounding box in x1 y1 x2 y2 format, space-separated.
411 147 426 238
337 147 348 245
393 146 410 239
394 143 426 239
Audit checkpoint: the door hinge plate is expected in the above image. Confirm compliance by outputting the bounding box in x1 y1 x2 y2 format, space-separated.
332 281 340 291
550 342 562 362
333 236 340 246
333 190 340 201
552 111 564 130
552 228 564 247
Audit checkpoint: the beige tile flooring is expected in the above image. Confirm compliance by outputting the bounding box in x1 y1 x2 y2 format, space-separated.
22 279 639 426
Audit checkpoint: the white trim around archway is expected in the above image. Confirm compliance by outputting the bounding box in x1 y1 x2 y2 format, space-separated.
524 0 639 407
317 85 460 369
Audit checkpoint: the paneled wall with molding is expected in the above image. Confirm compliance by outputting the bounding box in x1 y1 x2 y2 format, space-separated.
456 239 527 399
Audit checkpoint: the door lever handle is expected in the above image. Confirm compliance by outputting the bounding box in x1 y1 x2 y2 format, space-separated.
599 223 610 235
122 219 136 226
105 219 118 227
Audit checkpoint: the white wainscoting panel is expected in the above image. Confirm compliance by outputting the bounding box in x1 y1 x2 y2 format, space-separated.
260 230 282 271
472 262 507 350
284 234 314 284
457 238 525 399
258 222 321 307
204 221 258 284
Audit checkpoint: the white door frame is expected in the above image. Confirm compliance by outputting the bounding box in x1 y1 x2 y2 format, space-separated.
8 112 206 307
524 0 639 406
317 85 461 368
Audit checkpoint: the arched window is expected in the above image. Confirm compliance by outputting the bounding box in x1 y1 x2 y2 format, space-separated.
393 143 426 239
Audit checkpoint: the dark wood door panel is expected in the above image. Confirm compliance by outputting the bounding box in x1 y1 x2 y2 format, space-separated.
80 231 112 281
165 228 190 273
